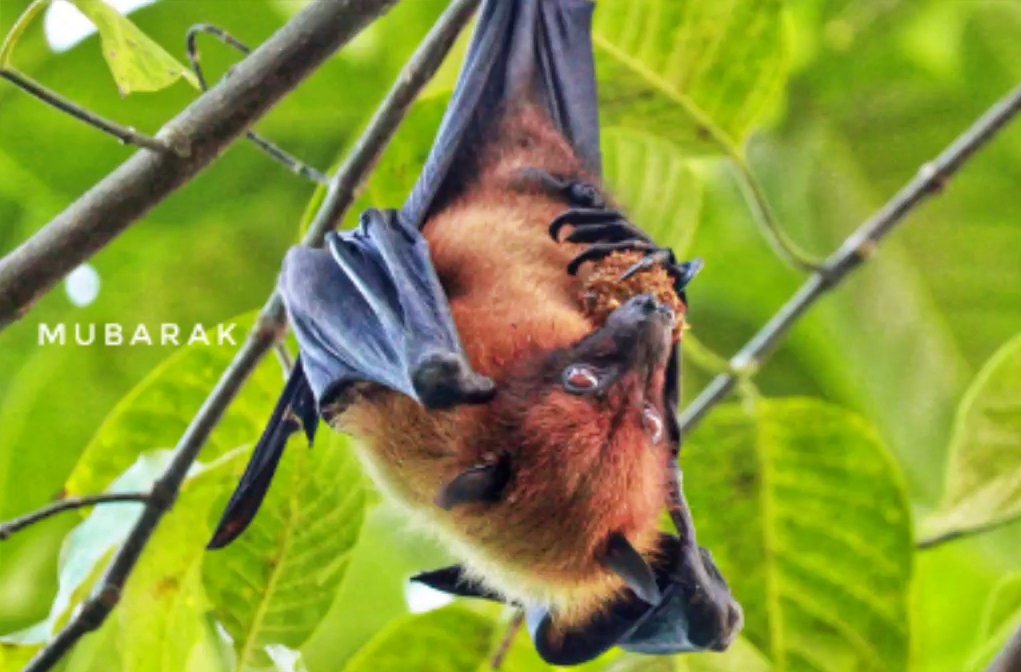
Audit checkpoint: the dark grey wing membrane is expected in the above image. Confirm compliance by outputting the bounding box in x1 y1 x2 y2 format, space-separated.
286 209 492 410
208 209 491 549
207 362 317 549
411 533 743 666
401 0 601 230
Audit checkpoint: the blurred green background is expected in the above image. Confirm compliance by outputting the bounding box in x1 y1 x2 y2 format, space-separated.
1 0 1020 670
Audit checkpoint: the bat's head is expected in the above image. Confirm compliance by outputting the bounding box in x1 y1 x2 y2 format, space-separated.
504 291 676 446
456 293 676 613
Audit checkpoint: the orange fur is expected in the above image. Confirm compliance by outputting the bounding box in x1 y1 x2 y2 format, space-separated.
336 105 674 625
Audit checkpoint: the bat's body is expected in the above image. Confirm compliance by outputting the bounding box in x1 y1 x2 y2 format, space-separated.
338 106 668 622
211 0 742 664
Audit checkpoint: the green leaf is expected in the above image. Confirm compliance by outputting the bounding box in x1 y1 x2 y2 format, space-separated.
65 315 282 498
924 333 1021 541
965 573 1021 671
342 606 494 672
602 127 703 257
117 449 248 672
67 0 199 94
592 0 789 156
682 399 913 671
300 500 455 670
1 452 168 646
203 431 368 671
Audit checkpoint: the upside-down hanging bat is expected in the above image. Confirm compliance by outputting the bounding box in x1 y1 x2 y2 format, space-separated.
209 0 742 664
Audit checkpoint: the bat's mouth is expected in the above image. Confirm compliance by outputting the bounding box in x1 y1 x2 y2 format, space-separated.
602 294 674 375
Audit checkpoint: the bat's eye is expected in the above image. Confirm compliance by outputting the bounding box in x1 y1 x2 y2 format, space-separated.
642 404 664 443
563 364 599 393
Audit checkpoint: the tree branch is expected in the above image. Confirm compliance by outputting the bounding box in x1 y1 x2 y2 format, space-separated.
185 23 330 185
0 494 149 541
0 0 401 334
19 2 479 669
0 69 174 153
491 609 525 670
678 79 1021 436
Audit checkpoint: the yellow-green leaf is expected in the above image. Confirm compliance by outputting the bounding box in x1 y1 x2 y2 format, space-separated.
118 450 248 672
593 0 789 156
602 127 703 257
65 314 282 498
203 432 368 671
343 606 494 672
924 333 1021 541
68 0 199 94
683 399 913 671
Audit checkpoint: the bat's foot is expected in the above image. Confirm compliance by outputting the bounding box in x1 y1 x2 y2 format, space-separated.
549 208 702 295
412 352 496 409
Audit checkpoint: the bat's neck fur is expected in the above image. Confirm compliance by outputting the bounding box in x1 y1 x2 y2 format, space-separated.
339 104 668 625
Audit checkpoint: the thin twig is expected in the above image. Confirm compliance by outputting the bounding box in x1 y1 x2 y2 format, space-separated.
916 513 1021 551
678 78 1021 436
185 24 329 185
19 3 479 669
0 70 173 153
274 341 295 376
987 624 1021 672
305 0 484 245
0 494 149 541
490 609 525 670
732 158 825 272
0 0 402 334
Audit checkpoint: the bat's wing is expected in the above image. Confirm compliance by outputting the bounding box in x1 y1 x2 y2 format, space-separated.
411 533 743 666
401 0 601 230
209 209 492 549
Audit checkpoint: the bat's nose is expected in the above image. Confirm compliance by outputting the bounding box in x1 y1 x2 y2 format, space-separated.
630 294 675 323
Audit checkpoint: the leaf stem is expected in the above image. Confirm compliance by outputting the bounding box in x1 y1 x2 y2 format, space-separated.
0 493 149 541
916 513 1021 551
678 78 1021 437
490 609 524 670
0 69 174 153
682 332 741 377
0 0 50 67
185 24 329 185
732 157 825 272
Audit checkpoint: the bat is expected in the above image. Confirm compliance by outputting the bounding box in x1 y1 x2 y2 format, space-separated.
209 0 743 665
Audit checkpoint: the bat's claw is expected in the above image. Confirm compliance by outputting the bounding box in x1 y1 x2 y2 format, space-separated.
567 241 660 275
549 207 629 242
412 352 496 409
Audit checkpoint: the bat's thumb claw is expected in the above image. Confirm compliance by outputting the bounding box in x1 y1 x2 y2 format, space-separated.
412 352 496 409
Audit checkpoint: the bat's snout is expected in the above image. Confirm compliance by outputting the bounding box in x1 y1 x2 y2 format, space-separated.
603 294 674 371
